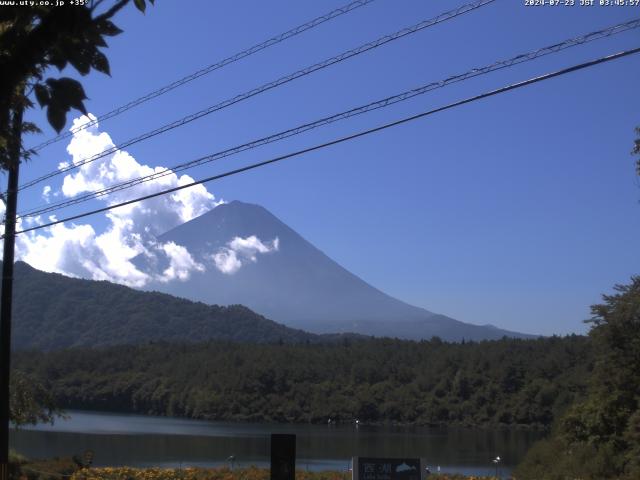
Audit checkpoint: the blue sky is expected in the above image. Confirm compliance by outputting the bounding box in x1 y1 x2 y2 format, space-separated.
13 0 640 335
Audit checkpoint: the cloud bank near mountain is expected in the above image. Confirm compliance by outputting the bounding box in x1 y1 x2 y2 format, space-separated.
2 114 275 286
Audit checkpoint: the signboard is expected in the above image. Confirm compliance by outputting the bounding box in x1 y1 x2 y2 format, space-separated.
352 457 427 480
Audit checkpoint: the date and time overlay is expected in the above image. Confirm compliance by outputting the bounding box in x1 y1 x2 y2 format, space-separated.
525 0 639 6
0 0 639 8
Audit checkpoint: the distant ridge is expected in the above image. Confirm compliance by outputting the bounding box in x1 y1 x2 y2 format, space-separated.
6 261 326 351
136 201 536 341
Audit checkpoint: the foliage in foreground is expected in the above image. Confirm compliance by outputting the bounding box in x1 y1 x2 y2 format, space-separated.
0 0 154 169
9 370 58 427
9 453 77 480
70 466 346 480
7 461 496 480
515 277 640 479
15 334 591 428
67 467 494 480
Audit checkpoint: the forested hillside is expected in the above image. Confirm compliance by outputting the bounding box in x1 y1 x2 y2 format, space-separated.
8 261 320 349
15 335 591 428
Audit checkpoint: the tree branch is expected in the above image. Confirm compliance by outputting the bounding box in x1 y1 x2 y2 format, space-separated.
95 0 130 22
91 0 107 12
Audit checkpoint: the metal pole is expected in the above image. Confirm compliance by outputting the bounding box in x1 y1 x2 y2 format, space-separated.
0 98 23 480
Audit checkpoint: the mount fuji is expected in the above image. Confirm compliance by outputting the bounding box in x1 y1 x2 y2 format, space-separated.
135 201 533 341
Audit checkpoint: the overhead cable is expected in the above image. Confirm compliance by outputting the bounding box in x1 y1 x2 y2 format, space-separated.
16 18 640 220
16 0 496 193
12 46 640 237
28 0 378 151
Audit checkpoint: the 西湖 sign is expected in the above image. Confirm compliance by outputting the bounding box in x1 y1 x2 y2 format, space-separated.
352 457 427 480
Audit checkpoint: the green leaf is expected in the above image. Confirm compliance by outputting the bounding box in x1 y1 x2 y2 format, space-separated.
46 77 88 116
47 50 68 71
133 0 146 13
21 147 38 162
33 83 50 107
91 50 110 76
67 48 92 76
96 19 123 37
47 105 67 133
22 122 42 134
86 27 108 48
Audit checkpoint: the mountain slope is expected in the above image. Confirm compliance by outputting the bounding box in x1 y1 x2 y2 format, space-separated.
7 261 319 350
137 201 534 341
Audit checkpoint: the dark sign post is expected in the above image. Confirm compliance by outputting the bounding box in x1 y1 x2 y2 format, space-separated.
353 457 427 480
270 434 296 480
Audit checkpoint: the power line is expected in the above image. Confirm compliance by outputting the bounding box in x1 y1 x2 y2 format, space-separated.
16 18 640 221
12 46 640 238
20 0 495 190
28 0 377 152
15 0 496 193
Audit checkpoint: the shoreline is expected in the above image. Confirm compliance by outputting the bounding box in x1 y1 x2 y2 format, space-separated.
34 407 551 432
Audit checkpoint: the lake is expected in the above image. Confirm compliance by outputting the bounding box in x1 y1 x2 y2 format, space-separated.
10 410 544 477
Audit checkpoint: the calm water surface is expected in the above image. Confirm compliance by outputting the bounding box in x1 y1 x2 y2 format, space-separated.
10 410 544 477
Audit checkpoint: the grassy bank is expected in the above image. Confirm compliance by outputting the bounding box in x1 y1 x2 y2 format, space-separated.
10 461 499 480
69 467 497 480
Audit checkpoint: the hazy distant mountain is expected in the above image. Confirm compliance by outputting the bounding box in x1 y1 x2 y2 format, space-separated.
8 261 321 350
137 201 534 341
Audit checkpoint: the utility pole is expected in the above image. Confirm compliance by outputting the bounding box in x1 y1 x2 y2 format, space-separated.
0 95 24 480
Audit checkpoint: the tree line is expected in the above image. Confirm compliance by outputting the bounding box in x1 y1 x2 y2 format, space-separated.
14 334 591 428
515 276 640 479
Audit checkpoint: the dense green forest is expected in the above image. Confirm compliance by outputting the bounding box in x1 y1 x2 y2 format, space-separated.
15 335 590 428
8 261 329 349
514 276 640 480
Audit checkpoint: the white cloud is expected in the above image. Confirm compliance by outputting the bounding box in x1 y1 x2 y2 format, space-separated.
9 113 222 286
212 235 279 275
158 241 205 282
62 114 218 237
229 236 279 259
212 249 243 275
41 185 51 203
17 222 99 279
